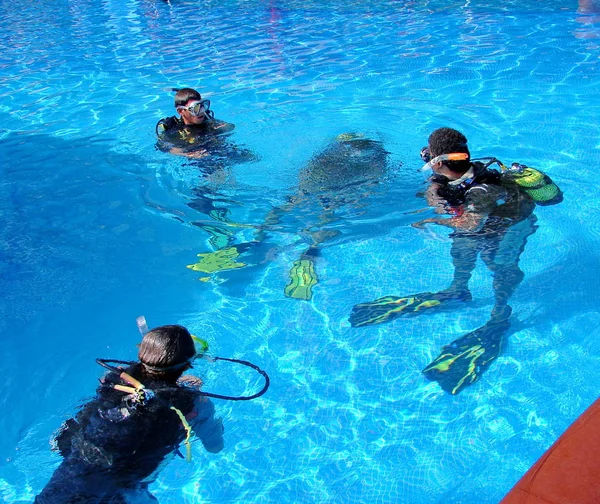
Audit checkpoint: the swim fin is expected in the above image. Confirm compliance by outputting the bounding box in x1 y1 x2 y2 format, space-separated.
186 243 255 274
349 290 469 327
284 256 319 300
422 315 510 395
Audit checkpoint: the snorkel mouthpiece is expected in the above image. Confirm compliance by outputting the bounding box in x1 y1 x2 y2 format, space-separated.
136 316 149 337
192 335 209 356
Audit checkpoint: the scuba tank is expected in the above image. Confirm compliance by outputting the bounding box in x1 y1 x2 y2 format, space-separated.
503 163 563 206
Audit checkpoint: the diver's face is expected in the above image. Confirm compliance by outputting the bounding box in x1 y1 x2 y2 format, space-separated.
177 99 207 126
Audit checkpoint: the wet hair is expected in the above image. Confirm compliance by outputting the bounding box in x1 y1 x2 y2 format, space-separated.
138 325 196 382
174 88 201 108
428 127 471 174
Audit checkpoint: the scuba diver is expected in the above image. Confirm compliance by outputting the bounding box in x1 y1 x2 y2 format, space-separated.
157 87 244 162
156 87 259 250
186 133 390 300
35 323 268 503
350 127 562 395
281 133 390 299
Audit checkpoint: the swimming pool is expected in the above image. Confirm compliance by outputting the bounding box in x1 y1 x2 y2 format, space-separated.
1 0 600 502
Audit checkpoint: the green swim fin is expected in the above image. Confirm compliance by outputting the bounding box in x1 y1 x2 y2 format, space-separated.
422 315 510 395
186 243 254 274
285 256 319 300
349 291 469 327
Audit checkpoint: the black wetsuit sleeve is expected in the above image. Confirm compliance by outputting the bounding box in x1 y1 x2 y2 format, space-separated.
209 119 235 135
52 418 79 457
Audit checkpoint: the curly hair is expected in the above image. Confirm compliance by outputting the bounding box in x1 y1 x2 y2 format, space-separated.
428 128 471 173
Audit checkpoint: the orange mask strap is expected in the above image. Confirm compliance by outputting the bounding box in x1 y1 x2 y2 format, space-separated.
421 152 470 172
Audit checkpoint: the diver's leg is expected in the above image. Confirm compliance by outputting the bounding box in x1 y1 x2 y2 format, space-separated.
481 216 538 319
118 483 160 503
35 459 117 503
442 234 482 300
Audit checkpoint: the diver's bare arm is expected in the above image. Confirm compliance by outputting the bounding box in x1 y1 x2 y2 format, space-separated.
425 182 447 214
413 211 485 232
169 147 209 159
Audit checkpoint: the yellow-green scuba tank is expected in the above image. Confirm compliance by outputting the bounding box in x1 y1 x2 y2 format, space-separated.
502 163 563 206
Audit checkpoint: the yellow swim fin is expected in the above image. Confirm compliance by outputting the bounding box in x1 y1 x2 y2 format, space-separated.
349 291 470 328
285 257 318 300
186 246 248 274
422 315 509 394
193 223 235 250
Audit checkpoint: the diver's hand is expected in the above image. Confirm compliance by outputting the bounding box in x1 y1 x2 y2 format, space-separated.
412 218 436 229
425 183 446 214
170 147 209 159
178 375 203 388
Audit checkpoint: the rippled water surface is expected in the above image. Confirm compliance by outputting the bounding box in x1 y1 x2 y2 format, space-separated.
2 0 600 502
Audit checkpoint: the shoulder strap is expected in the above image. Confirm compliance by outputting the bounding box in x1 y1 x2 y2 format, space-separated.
156 116 180 137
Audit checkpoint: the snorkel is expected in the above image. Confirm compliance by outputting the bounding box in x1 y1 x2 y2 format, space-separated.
98 317 269 402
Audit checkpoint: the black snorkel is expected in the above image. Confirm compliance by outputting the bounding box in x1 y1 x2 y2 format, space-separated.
96 316 270 402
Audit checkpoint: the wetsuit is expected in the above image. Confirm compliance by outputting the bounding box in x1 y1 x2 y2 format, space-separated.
35 364 223 503
430 161 537 314
155 115 257 170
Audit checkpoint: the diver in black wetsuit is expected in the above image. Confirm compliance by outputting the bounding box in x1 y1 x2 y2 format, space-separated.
186 132 391 300
156 87 257 167
350 127 562 394
156 87 259 248
35 325 223 503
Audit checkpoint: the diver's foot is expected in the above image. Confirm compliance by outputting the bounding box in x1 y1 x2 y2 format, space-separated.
436 288 473 303
490 304 512 322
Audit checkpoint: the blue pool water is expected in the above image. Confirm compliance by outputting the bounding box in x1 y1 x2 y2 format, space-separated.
2 0 600 502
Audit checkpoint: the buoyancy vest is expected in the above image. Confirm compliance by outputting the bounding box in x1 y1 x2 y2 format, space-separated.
433 161 503 208
57 364 198 485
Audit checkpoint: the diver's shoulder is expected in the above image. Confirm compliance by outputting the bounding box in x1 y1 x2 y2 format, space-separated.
209 119 235 134
156 116 183 136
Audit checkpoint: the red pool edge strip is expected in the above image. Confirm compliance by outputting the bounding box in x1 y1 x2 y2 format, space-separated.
501 396 600 504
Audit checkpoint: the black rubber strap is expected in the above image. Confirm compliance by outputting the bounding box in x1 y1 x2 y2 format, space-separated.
198 357 270 401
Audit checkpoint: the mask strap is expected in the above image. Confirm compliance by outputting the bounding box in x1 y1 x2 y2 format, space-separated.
421 152 469 172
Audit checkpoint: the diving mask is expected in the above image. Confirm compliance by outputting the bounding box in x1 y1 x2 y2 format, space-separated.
420 152 470 172
177 99 212 118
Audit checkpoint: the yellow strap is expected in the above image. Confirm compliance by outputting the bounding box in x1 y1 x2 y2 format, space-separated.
113 384 138 394
119 372 144 390
170 407 193 462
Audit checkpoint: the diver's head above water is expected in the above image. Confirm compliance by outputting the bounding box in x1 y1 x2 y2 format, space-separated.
138 324 196 383
174 88 214 126
421 127 471 181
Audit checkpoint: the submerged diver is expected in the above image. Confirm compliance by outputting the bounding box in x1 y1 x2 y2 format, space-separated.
350 127 562 394
281 133 389 299
156 87 259 247
35 325 224 503
187 133 390 300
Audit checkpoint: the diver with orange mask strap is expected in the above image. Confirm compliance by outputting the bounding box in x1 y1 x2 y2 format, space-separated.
350 127 562 395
